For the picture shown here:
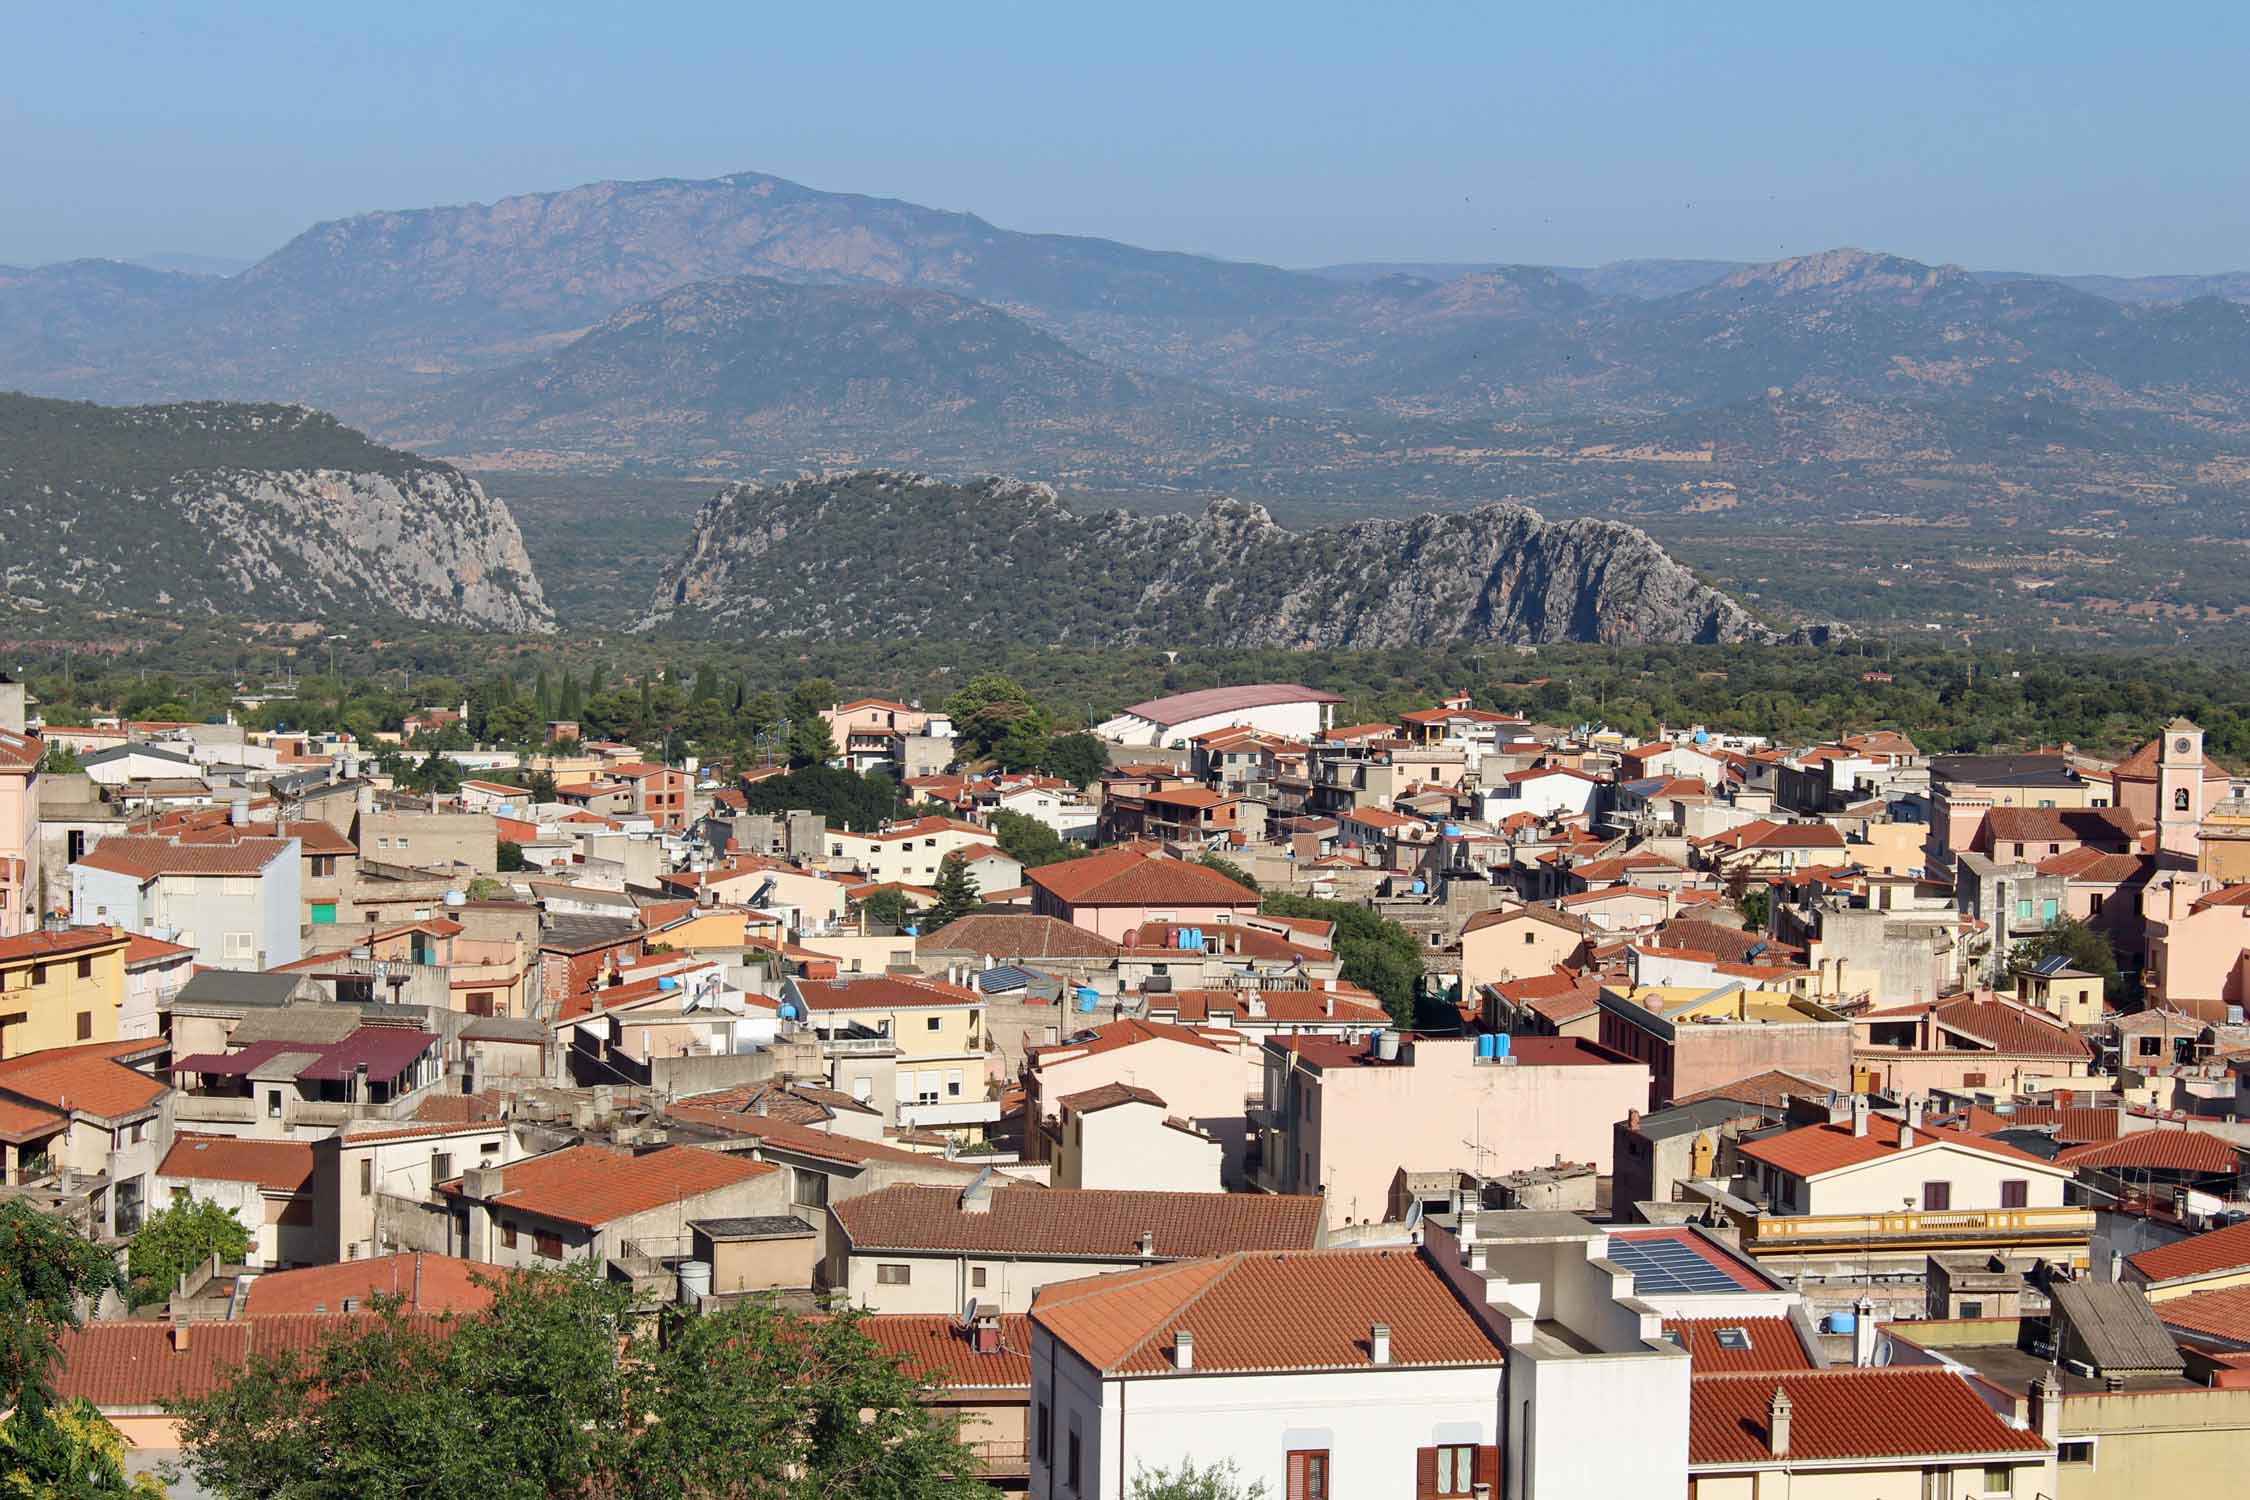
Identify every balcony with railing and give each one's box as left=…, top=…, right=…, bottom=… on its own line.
left=1737, top=1204, right=2097, bottom=1255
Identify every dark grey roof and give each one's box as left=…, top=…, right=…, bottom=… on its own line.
left=691, top=1215, right=817, bottom=1241
left=84, top=742, right=197, bottom=768
left=173, top=970, right=312, bottom=1010
left=541, top=914, right=643, bottom=951
left=462, top=1015, right=547, bottom=1042
left=1636, top=1097, right=1783, bottom=1141
left=1928, top=754, right=2081, bottom=789
left=2052, top=1281, right=2187, bottom=1374
left=1983, top=1128, right=2066, bottom=1160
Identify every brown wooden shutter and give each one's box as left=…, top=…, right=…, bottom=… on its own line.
left=1476, top=1445, right=1499, bottom=1489
left=1287, top=1451, right=1309, bottom=1500
left=1417, top=1446, right=1439, bottom=1499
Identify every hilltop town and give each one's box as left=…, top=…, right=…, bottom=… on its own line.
left=0, top=668, right=2246, bottom=1496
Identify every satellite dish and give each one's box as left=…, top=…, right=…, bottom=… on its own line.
left=960, top=1297, right=980, bottom=1329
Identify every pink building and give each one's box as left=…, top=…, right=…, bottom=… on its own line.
left=2110, top=722, right=2230, bottom=860
left=1025, top=1019, right=1250, bottom=1182
left=2142, top=877, right=2250, bottom=1022
left=1026, top=847, right=1260, bottom=942
left=0, top=726, right=37, bottom=936
left=1852, top=992, right=2093, bottom=1094
left=1256, top=1033, right=1650, bottom=1224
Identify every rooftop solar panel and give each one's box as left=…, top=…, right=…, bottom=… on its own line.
left=1605, top=1235, right=1748, bottom=1295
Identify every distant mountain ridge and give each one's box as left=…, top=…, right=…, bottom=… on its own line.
left=0, top=393, right=551, bottom=631
left=643, top=472, right=1782, bottom=647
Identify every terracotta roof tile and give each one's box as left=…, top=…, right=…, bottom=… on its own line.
left=444, top=1144, right=773, bottom=1228
left=1688, top=1368, right=2051, bottom=1466
left=0, top=1094, right=66, bottom=1140
left=1027, top=848, right=1258, bottom=907
left=1857, top=994, right=2093, bottom=1060
left=2127, top=1220, right=2250, bottom=1285
left=662, top=1106, right=978, bottom=1175
left=834, top=1183, right=1321, bottom=1259
left=2154, top=1284, right=2250, bottom=1345
left=1030, top=1018, right=1225, bottom=1062
left=74, top=834, right=294, bottom=880
left=855, top=1313, right=1035, bottom=1389
left=0, top=1039, right=168, bottom=1118
left=1672, top=1070, right=1838, bottom=1109
left=241, top=1253, right=494, bottom=1316
left=158, top=1133, right=315, bottom=1193
left=0, top=926, right=127, bottom=964
left=1059, top=1082, right=1169, bottom=1114
left=792, top=974, right=983, bottom=1012
left=53, top=1315, right=452, bottom=1409
left=1031, top=1247, right=1500, bottom=1376
left=2055, top=1129, right=2239, bottom=1173
left=1664, top=1318, right=1813, bottom=1373
left=1741, top=1115, right=2057, bottom=1178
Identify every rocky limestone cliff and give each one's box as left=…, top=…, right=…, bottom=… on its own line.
left=642, top=471, right=1772, bottom=647
left=0, top=394, right=552, bottom=631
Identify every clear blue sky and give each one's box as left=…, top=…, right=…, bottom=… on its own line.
left=6, top=1, right=2245, bottom=275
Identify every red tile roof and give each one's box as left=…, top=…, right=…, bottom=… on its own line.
left=1672, top=1070, right=1842, bottom=1110
left=663, top=1105, right=979, bottom=1175
left=791, top=974, right=983, bottom=1012
left=158, top=1133, right=315, bottom=1193
left=444, top=1144, right=773, bottom=1228
left=1120, top=685, right=1342, bottom=723
left=0, top=1039, right=168, bottom=1118
left=241, top=1253, right=494, bottom=1316
left=1687, top=1368, right=2051, bottom=1466
left=121, top=932, right=196, bottom=965
left=2127, top=1220, right=2250, bottom=1286
left=0, top=1094, right=66, bottom=1140
left=1027, top=847, right=1258, bottom=907
left=1981, top=805, right=2140, bottom=847
left=2153, top=1284, right=2250, bottom=1345
left=1740, top=1114, right=2056, bottom=1178
left=1031, top=1018, right=1226, bottom=1062
left=0, top=926, right=127, bottom=964
left=2055, top=1129, right=2239, bottom=1173
left=1058, top=1082, right=1169, bottom=1114
left=856, top=1313, right=1035, bottom=1389
left=834, top=1183, right=1322, bottom=1259
left=1997, top=1103, right=2123, bottom=1144
left=1857, top=994, right=2093, bottom=1060
left=1664, top=1318, right=1813, bottom=1373
left=74, top=834, right=294, bottom=879
left=53, top=1315, right=452, bottom=1408
left=1031, top=1248, right=1501, bottom=1375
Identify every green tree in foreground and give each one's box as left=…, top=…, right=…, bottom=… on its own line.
left=1260, top=893, right=1424, bottom=1030
left=1737, top=887, right=1770, bottom=934
left=923, top=852, right=983, bottom=931
left=1043, top=731, right=1109, bottom=789
left=167, top=1266, right=987, bottom=1500
left=1132, top=1458, right=1270, bottom=1500
left=2010, top=915, right=2126, bottom=1002
left=861, top=887, right=912, bottom=929
left=127, top=1197, right=250, bottom=1307
left=0, top=1199, right=162, bottom=1498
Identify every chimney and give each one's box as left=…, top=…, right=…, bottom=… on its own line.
left=1852, top=1297, right=1877, bottom=1367
left=1370, top=1323, right=1392, bottom=1365
left=170, top=1321, right=191, bottom=1353
left=1172, top=1330, right=1193, bottom=1369
left=2031, top=1369, right=2064, bottom=1443
left=972, top=1310, right=1001, bottom=1355
left=229, top=793, right=250, bottom=827
left=1458, top=1208, right=1479, bottom=1246
left=1137, top=1229, right=1155, bottom=1258
left=1898, top=1123, right=1915, bottom=1151
left=1905, top=1094, right=1926, bottom=1129
left=1767, top=1386, right=1793, bottom=1458
left=1850, top=1095, right=1870, bottom=1138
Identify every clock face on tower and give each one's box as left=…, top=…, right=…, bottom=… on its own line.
left=2176, top=737, right=2194, bottom=754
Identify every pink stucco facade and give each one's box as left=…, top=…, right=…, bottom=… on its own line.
left=1260, top=1035, right=1649, bottom=1224
left=1026, top=1026, right=1251, bottom=1180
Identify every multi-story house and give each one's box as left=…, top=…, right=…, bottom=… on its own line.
left=70, top=833, right=303, bottom=971
left=1596, top=981, right=1853, bottom=1107
left=783, top=973, right=994, bottom=1132
left=0, top=718, right=40, bottom=936
left=0, top=926, right=130, bottom=1058
left=0, top=1037, right=172, bottom=1236
left=1256, top=1032, right=1650, bottom=1223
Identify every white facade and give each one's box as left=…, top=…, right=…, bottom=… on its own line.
left=1054, top=1100, right=1222, bottom=1193
left=1097, top=691, right=1337, bottom=750
left=1486, top=773, right=1601, bottom=820
left=992, top=786, right=1099, bottom=841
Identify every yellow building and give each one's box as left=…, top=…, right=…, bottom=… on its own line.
left=2015, top=962, right=2107, bottom=1028
left=0, top=927, right=130, bottom=1059
left=785, top=973, right=995, bottom=1134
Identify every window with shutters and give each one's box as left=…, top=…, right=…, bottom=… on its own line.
left=1422, top=1444, right=1479, bottom=1496
left=2001, top=1179, right=2028, bottom=1209
left=1035, top=1402, right=1050, bottom=1463
left=1923, top=1180, right=1952, bottom=1211
left=1066, top=1429, right=1081, bottom=1492
left=501, top=1222, right=518, bottom=1249
left=535, top=1231, right=563, bottom=1260
left=1287, top=1450, right=1329, bottom=1500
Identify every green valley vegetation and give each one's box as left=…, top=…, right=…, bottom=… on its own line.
left=991, top=811, right=1091, bottom=870
left=165, top=1264, right=990, bottom=1500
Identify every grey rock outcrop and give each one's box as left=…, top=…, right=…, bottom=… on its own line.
left=642, top=471, right=1772, bottom=647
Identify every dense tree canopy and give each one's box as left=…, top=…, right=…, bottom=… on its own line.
left=1259, top=893, right=1424, bottom=1029
left=128, top=1197, right=252, bottom=1307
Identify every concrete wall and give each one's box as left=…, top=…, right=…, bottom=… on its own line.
left=1031, top=1037, right=1248, bottom=1180
left=843, top=1249, right=1147, bottom=1315
left=1055, top=1103, right=1222, bottom=1192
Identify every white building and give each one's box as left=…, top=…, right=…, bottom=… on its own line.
left=1096, top=685, right=1342, bottom=750
left=1050, top=1084, right=1222, bottom=1192
left=1027, top=1210, right=1691, bottom=1500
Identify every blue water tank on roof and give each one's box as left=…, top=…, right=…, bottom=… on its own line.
left=1825, top=1310, right=1857, bottom=1334
left=1476, top=1034, right=1496, bottom=1059
left=1076, top=986, right=1099, bottom=1013
left=1491, top=1033, right=1511, bottom=1059
left=1411, top=880, right=1426, bottom=894
left=657, top=977, right=678, bottom=991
